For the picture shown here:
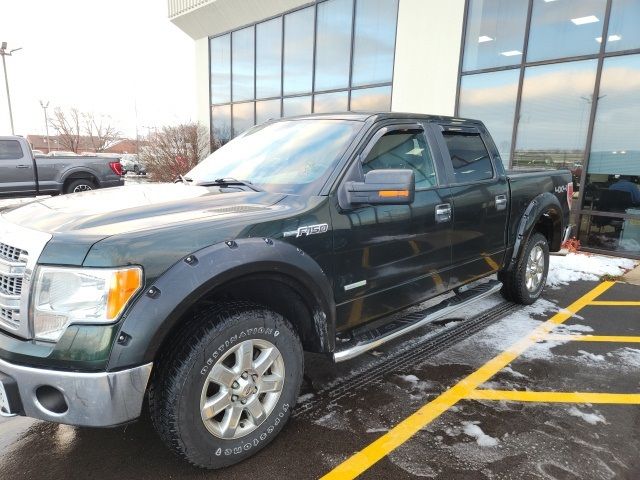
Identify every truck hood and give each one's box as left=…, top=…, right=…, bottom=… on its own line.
left=1, top=184, right=286, bottom=237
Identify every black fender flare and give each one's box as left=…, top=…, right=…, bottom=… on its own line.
left=507, top=192, right=564, bottom=271
left=107, top=238, right=335, bottom=370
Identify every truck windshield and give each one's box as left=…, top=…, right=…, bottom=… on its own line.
left=186, top=119, right=361, bottom=195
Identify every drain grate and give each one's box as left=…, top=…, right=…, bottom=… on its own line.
left=294, top=301, right=520, bottom=418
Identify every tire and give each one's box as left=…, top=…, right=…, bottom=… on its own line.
left=134, top=165, right=140, bottom=175
left=149, top=302, right=304, bottom=469
left=499, top=232, right=549, bottom=305
left=65, top=178, right=96, bottom=194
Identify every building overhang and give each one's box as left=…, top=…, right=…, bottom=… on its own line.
left=169, top=0, right=311, bottom=39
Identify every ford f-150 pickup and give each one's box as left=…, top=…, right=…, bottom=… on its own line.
left=0, top=113, right=572, bottom=469
left=0, top=136, right=124, bottom=197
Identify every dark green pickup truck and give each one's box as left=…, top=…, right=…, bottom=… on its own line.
left=0, top=113, right=572, bottom=468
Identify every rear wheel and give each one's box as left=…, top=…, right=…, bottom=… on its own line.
left=149, top=302, right=303, bottom=469
left=499, top=232, right=549, bottom=305
left=65, top=179, right=96, bottom=194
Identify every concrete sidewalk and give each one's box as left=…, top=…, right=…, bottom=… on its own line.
left=623, top=264, right=640, bottom=286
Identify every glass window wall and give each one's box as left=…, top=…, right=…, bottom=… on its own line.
left=256, top=18, right=282, bottom=99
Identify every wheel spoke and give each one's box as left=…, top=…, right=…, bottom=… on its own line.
left=245, top=398, right=267, bottom=424
left=260, top=374, right=284, bottom=393
left=236, top=340, right=254, bottom=371
left=220, top=405, right=244, bottom=439
left=201, top=391, right=231, bottom=420
left=253, top=347, right=280, bottom=376
left=209, top=363, right=236, bottom=388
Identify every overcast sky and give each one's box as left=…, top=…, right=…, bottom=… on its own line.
left=0, top=0, right=196, bottom=138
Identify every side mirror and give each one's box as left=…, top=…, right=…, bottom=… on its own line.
left=345, top=169, right=415, bottom=206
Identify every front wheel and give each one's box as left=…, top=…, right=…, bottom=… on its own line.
left=499, top=232, right=549, bottom=305
left=149, top=302, right=303, bottom=469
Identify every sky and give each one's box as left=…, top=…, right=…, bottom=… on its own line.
left=0, top=0, right=196, bottom=138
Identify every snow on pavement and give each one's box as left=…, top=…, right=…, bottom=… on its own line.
left=547, top=253, right=637, bottom=288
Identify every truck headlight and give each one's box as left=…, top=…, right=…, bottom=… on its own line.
left=32, top=266, right=143, bottom=342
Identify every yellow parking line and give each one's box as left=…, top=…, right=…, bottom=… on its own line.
left=589, top=301, right=640, bottom=306
left=320, top=281, right=615, bottom=480
left=468, top=389, right=640, bottom=404
left=544, top=334, right=640, bottom=343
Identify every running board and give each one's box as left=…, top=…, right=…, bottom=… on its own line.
left=333, top=280, right=503, bottom=363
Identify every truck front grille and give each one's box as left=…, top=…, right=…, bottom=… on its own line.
left=0, top=241, right=28, bottom=332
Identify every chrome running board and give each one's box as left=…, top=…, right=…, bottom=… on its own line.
left=333, top=280, right=503, bottom=363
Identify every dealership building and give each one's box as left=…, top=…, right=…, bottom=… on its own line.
left=170, top=0, right=640, bottom=258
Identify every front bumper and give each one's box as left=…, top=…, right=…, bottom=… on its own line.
left=0, top=358, right=152, bottom=427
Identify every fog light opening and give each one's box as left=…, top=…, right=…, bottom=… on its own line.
left=35, top=386, right=68, bottom=414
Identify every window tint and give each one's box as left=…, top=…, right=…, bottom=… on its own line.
left=256, top=18, right=282, bottom=99
left=363, top=131, right=437, bottom=189
left=315, top=0, right=353, bottom=91
left=443, top=132, right=494, bottom=183
left=462, top=0, right=528, bottom=71
left=527, top=0, right=607, bottom=62
left=232, top=26, right=255, bottom=101
left=0, top=140, right=24, bottom=160
left=210, top=34, right=231, bottom=104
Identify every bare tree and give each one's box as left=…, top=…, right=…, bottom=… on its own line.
left=140, top=123, right=210, bottom=182
left=49, top=107, right=81, bottom=152
left=84, top=112, right=121, bottom=152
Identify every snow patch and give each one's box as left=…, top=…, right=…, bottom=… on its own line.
left=462, top=421, right=499, bottom=447
left=547, top=253, right=637, bottom=288
left=577, top=350, right=605, bottom=362
left=397, top=374, right=419, bottom=383
left=567, top=407, right=607, bottom=425
left=502, top=366, right=528, bottom=379
left=297, top=392, right=315, bottom=403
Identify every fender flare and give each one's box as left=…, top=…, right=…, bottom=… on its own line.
left=507, top=192, right=564, bottom=271
left=107, top=237, right=335, bottom=370
left=60, top=167, right=101, bottom=188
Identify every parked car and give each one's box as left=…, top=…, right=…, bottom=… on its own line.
left=0, top=136, right=124, bottom=197
left=0, top=113, right=571, bottom=469
left=120, top=153, right=146, bottom=175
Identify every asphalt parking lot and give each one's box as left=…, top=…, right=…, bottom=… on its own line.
left=1, top=278, right=639, bottom=479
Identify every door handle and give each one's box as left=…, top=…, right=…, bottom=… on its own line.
left=435, top=203, right=452, bottom=223
left=16, top=165, right=30, bottom=169
left=495, top=194, right=507, bottom=211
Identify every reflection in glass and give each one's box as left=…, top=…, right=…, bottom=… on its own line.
left=314, top=91, right=349, bottom=113
left=256, top=18, right=282, bottom=99
left=443, top=132, right=494, bottom=183
left=583, top=54, right=640, bottom=213
left=187, top=120, right=362, bottom=195
left=462, top=0, right=528, bottom=72
left=527, top=0, right=607, bottom=62
left=256, top=99, right=281, bottom=125
left=606, top=0, right=640, bottom=52
left=210, top=34, right=231, bottom=104
left=513, top=60, right=597, bottom=170
left=232, top=27, right=255, bottom=102
left=579, top=214, right=640, bottom=254
left=211, top=104, right=232, bottom=145
left=352, top=0, right=398, bottom=87
left=232, top=102, right=255, bottom=137
left=459, top=70, right=519, bottom=165
left=283, top=96, right=312, bottom=117
left=283, top=7, right=314, bottom=95
left=315, top=0, right=353, bottom=91
left=350, top=86, right=392, bottom=111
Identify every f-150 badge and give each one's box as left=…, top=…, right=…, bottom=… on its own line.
left=283, top=223, right=329, bottom=238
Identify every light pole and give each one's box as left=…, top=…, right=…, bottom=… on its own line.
left=39, top=100, right=51, bottom=152
left=0, top=42, right=22, bottom=135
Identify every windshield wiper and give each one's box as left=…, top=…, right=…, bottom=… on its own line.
left=174, top=175, right=193, bottom=185
left=197, top=178, right=263, bottom=192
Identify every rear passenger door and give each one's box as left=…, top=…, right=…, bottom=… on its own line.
left=434, top=125, right=508, bottom=287
left=0, top=140, right=36, bottom=197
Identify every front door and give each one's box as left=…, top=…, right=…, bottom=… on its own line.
left=0, top=140, right=36, bottom=197
left=331, top=124, right=452, bottom=331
